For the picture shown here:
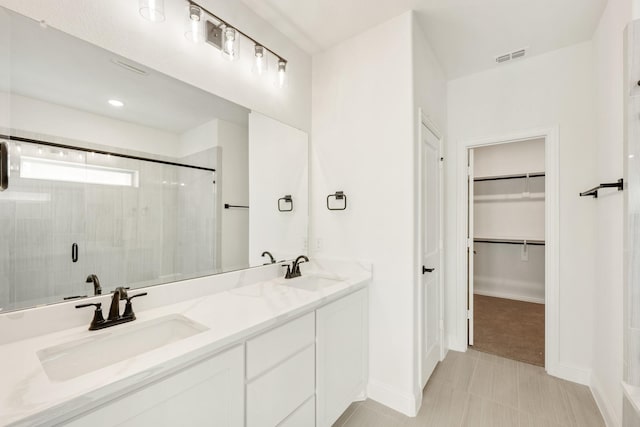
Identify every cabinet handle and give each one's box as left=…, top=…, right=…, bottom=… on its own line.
left=422, top=266, right=435, bottom=274
left=72, top=243, right=78, bottom=263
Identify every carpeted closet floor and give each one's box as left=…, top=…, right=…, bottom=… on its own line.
left=471, top=294, right=545, bottom=366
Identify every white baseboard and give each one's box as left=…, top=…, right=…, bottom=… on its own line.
left=547, top=362, right=591, bottom=385
left=590, top=374, right=620, bottom=427
left=446, top=334, right=467, bottom=352
left=367, top=378, right=419, bottom=417
left=473, top=289, right=544, bottom=304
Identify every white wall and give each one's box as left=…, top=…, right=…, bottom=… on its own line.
left=248, top=111, right=308, bottom=265
left=447, top=42, right=598, bottom=380
left=591, top=0, right=631, bottom=424
left=179, top=119, right=219, bottom=159
left=311, top=12, right=415, bottom=415
left=217, top=120, right=249, bottom=271
left=473, top=138, right=545, bottom=177
left=0, top=91, right=180, bottom=157
left=0, top=0, right=311, bottom=132
left=311, top=11, right=447, bottom=416
left=411, top=15, right=448, bottom=405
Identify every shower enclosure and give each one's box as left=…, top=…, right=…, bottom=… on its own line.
left=0, top=138, right=218, bottom=311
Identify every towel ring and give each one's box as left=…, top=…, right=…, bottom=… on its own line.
left=327, top=191, right=347, bottom=211
left=278, top=195, right=293, bottom=212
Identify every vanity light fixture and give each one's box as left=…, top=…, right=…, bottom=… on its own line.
left=254, top=45, right=266, bottom=75
left=144, top=0, right=289, bottom=88
left=222, top=27, right=239, bottom=60
left=139, top=0, right=165, bottom=23
left=184, top=4, right=204, bottom=43
left=108, top=99, right=124, bottom=108
left=277, top=59, right=287, bottom=88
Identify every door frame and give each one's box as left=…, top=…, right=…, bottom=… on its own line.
left=416, top=109, right=445, bottom=391
left=457, top=127, right=559, bottom=373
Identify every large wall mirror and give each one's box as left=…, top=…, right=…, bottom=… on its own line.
left=0, top=7, right=308, bottom=312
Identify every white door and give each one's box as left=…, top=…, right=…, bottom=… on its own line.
left=468, top=149, right=475, bottom=346
left=420, top=122, right=442, bottom=387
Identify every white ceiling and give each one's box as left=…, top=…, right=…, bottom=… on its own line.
left=240, top=0, right=608, bottom=78
left=4, top=10, right=249, bottom=134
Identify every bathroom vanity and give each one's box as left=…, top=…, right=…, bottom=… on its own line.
left=0, top=261, right=370, bottom=426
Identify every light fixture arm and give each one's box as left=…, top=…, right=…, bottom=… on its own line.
left=186, top=0, right=287, bottom=65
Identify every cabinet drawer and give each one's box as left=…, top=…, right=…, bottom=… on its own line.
left=65, top=345, right=245, bottom=427
left=278, top=396, right=315, bottom=427
left=246, top=312, right=315, bottom=379
left=246, top=345, right=315, bottom=427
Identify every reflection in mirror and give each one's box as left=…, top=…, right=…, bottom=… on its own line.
left=0, top=7, right=308, bottom=312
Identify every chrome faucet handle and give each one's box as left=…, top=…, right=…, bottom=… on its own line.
left=75, top=302, right=105, bottom=330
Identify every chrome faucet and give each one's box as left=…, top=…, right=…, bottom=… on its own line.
left=261, top=251, right=276, bottom=264
left=86, top=274, right=102, bottom=295
left=285, top=255, right=309, bottom=279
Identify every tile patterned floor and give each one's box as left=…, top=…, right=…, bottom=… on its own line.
left=333, top=349, right=605, bottom=427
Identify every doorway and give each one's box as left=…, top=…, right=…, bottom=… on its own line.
left=466, top=136, right=552, bottom=367
left=418, top=113, right=444, bottom=388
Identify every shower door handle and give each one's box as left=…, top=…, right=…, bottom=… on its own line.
left=72, top=243, right=78, bottom=263
left=0, top=141, right=8, bottom=191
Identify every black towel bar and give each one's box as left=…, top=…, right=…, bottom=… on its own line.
left=579, top=179, right=623, bottom=198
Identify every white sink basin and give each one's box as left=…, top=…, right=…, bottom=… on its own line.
left=37, top=314, right=208, bottom=382
left=277, top=275, right=342, bottom=292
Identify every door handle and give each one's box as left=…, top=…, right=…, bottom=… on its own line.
left=0, top=141, right=8, bottom=191
left=422, top=266, right=435, bottom=274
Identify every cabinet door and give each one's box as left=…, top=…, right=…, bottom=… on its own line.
left=65, top=345, right=244, bottom=427
left=316, top=289, right=368, bottom=427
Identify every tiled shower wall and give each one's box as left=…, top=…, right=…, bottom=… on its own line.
left=0, top=141, right=218, bottom=311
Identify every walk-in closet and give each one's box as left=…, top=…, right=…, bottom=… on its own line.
left=468, top=138, right=545, bottom=366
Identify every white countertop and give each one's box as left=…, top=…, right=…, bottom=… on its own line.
left=0, top=264, right=370, bottom=426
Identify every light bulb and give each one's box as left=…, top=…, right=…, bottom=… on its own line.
left=185, top=5, right=204, bottom=43
left=222, top=27, right=239, bottom=60
left=253, top=45, right=266, bottom=75
left=277, top=59, right=287, bottom=88
left=139, top=0, right=165, bottom=22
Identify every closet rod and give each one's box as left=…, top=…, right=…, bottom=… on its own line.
left=474, top=172, right=545, bottom=182
left=474, top=238, right=545, bottom=246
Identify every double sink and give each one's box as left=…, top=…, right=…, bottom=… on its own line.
left=36, top=275, right=341, bottom=382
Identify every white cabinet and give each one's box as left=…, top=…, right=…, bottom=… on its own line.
left=246, top=313, right=316, bottom=427
left=59, top=289, right=368, bottom=427
left=65, top=345, right=245, bottom=427
left=316, top=289, right=368, bottom=427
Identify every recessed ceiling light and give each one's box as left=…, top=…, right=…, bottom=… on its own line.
left=108, top=99, right=125, bottom=108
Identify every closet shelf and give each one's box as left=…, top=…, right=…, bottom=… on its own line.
left=474, top=237, right=545, bottom=246
left=474, top=192, right=545, bottom=202
left=474, top=172, right=545, bottom=182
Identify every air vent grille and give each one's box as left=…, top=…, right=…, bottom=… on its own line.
left=495, top=48, right=527, bottom=64
left=110, top=59, right=149, bottom=76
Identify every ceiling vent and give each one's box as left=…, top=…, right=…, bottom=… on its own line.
left=495, top=48, right=527, bottom=64
left=110, top=58, right=149, bottom=76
